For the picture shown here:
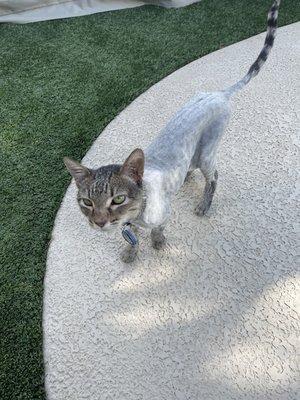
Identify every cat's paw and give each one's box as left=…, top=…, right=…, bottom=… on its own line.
left=184, top=170, right=193, bottom=183
left=194, top=203, right=209, bottom=217
left=120, top=245, right=138, bottom=263
left=151, top=235, right=167, bottom=250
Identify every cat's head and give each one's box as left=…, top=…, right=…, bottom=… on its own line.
left=64, top=149, right=144, bottom=231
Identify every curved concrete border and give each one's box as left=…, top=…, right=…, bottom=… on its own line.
left=44, top=24, right=299, bottom=400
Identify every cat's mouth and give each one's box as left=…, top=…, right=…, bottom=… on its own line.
left=88, top=219, right=119, bottom=232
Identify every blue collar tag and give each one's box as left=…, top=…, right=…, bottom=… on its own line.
left=122, top=223, right=138, bottom=247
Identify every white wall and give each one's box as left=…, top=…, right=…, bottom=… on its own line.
left=0, top=0, right=200, bottom=23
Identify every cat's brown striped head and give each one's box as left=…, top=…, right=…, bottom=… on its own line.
left=64, top=149, right=144, bottom=231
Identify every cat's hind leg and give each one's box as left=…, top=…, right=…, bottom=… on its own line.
left=184, top=169, right=194, bottom=183
left=193, top=110, right=229, bottom=216
left=195, top=164, right=218, bottom=216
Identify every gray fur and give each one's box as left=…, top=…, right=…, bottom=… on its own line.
left=151, top=226, right=166, bottom=250
left=120, top=244, right=139, bottom=263
left=64, top=1, right=280, bottom=262
left=138, top=92, right=230, bottom=229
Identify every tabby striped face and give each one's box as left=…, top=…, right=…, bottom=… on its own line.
left=64, top=149, right=144, bottom=231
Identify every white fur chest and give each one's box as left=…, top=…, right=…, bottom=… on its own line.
left=139, top=169, right=170, bottom=228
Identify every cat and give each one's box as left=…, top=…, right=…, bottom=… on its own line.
left=64, top=0, right=281, bottom=263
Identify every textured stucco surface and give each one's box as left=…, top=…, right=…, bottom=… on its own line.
left=44, top=23, right=300, bottom=400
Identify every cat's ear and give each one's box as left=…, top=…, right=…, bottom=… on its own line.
left=120, top=148, right=144, bottom=185
left=63, top=157, right=92, bottom=188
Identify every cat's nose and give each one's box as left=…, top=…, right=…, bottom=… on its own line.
left=95, top=220, right=107, bottom=228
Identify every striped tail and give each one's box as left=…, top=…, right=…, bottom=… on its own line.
left=225, top=0, right=281, bottom=96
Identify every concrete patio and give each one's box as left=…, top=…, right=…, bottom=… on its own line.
left=44, top=23, right=299, bottom=400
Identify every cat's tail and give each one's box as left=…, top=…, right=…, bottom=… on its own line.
left=225, top=0, right=281, bottom=97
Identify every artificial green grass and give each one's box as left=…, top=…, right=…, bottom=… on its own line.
left=0, top=1, right=298, bottom=398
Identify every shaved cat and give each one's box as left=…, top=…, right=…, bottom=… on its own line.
left=64, top=1, right=281, bottom=262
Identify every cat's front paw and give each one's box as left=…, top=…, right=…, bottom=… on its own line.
left=151, top=235, right=167, bottom=250
left=120, top=245, right=138, bottom=263
left=151, top=227, right=167, bottom=250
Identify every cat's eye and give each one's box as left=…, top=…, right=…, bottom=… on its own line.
left=112, top=195, right=126, bottom=205
left=82, top=198, right=93, bottom=207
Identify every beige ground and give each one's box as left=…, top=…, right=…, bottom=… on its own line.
left=44, top=23, right=299, bottom=400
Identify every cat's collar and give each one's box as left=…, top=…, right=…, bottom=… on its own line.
left=121, top=223, right=138, bottom=247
